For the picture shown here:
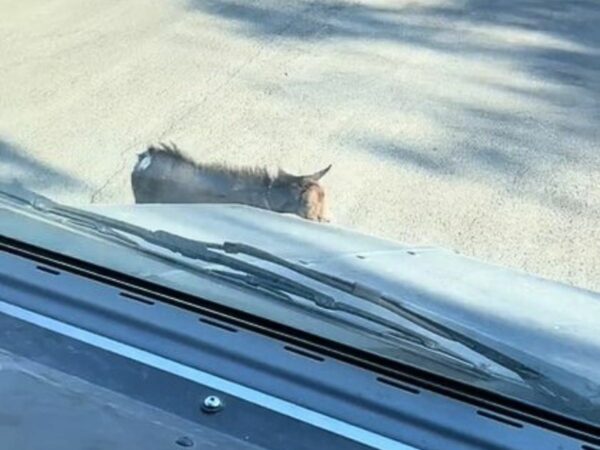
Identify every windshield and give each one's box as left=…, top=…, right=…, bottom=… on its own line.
left=1, top=0, right=599, bottom=428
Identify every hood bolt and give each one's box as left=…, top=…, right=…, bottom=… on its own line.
left=202, top=395, right=223, bottom=413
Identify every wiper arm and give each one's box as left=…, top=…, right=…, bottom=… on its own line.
left=221, top=244, right=531, bottom=362
left=209, top=269, right=488, bottom=376
left=218, top=243, right=594, bottom=411
left=0, top=189, right=483, bottom=373
left=69, top=213, right=482, bottom=367
left=0, top=187, right=592, bottom=411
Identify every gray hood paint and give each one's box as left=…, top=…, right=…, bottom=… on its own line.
left=87, top=204, right=600, bottom=384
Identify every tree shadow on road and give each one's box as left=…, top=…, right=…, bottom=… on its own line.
left=0, top=139, right=86, bottom=195
left=186, top=0, right=599, bottom=215
left=187, top=0, right=600, bottom=95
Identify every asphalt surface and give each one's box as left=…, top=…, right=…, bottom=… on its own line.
left=1, top=0, right=599, bottom=291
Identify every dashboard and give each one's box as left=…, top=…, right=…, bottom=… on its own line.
left=0, top=240, right=597, bottom=450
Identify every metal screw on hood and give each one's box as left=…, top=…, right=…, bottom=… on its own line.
left=202, top=395, right=223, bottom=413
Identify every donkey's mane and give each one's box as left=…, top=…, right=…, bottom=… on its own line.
left=148, top=143, right=273, bottom=185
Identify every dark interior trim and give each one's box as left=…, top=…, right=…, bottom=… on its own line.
left=0, top=233, right=598, bottom=445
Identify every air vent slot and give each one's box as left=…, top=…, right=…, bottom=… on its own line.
left=477, top=410, right=523, bottom=428
left=582, top=445, right=600, bottom=450
left=199, top=317, right=238, bottom=333
left=284, top=346, right=325, bottom=362
left=36, top=265, right=60, bottom=275
left=377, top=377, right=420, bottom=395
left=119, top=292, right=155, bottom=305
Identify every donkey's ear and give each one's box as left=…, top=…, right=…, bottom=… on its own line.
left=303, top=164, right=332, bottom=182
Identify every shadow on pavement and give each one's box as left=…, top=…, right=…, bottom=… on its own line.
left=0, top=139, right=86, bottom=194
left=187, top=0, right=599, bottom=214
left=187, top=0, right=600, bottom=93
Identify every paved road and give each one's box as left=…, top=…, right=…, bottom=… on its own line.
left=1, top=0, right=599, bottom=291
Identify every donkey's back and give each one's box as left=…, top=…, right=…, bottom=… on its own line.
left=132, top=144, right=272, bottom=207
left=131, top=143, right=332, bottom=221
left=132, top=145, right=198, bottom=204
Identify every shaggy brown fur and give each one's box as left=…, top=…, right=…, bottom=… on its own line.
left=131, top=143, right=331, bottom=222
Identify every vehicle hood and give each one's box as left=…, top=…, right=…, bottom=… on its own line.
left=87, top=204, right=600, bottom=384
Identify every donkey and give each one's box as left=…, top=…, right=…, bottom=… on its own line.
left=131, top=143, right=332, bottom=222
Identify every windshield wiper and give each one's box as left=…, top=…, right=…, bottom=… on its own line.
left=76, top=222, right=495, bottom=374
left=207, top=268, right=487, bottom=374
left=0, top=188, right=493, bottom=377
left=0, top=187, right=593, bottom=413
left=215, top=242, right=597, bottom=411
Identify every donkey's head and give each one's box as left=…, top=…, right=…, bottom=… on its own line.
left=269, top=165, right=332, bottom=222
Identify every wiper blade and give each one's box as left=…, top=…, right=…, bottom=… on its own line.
left=78, top=219, right=483, bottom=368
left=218, top=243, right=595, bottom=411
left=0, top=187, right=592, bottom=412
left=0, top=188, right=488, bottom=375
left=209, top=269, right=488, bottom=376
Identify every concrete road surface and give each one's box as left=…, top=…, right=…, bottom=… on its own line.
left=1, top=0, right=599, bottom=291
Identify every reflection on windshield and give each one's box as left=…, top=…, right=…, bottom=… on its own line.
left=1, top=0, right=599, bottom=429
